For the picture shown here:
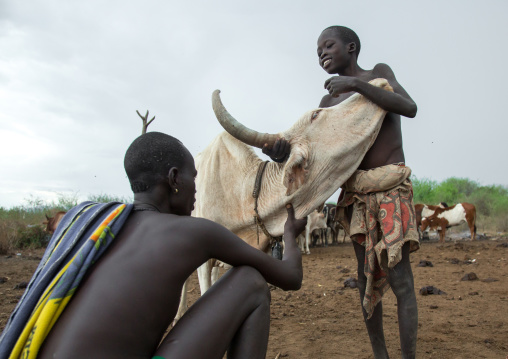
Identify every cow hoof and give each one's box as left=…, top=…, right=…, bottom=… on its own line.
left=305, top=251, right=311, bottom=255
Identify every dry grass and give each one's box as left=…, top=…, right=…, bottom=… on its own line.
left=0, top=219, right=49, bottom=255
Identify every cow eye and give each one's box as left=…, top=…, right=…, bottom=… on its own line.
left=311, top=110, right=321, bottom=122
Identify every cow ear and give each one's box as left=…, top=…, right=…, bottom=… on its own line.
left=283, top=146, right=309, bottom=196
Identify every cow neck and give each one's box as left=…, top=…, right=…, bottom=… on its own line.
left=252, top=161, right=282, bottom=246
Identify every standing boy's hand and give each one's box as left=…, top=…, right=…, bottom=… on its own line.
left=284, top=204, right=307, bottom=238
left=262, top=138, right=291, bottom=163
left=324, top=76, right=356, bottom=97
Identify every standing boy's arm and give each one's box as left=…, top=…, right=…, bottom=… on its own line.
left=192, top=205, right=306, bottom=291
left=324, top=63, right=417, bottom=118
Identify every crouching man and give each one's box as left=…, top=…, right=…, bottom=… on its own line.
left=0, top=131, right=307, bottom=359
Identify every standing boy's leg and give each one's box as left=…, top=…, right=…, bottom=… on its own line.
left=387, top=242, right=418, bottom=359
left=155, top=266, right=270, bottom=359
left=352, top=239, right=390, bottom=359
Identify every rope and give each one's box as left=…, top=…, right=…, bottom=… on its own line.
left=252, top=161, right=282, bottom=246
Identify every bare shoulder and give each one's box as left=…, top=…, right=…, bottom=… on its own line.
left=371, top=63, right=415, bottom=105
left=372, top=63, right=397, bottom=80
left=319, top=93, right=335, bottom=107
left=165, top=215, right=216, bottom=235
left=172, top=215, right=228, bottom=241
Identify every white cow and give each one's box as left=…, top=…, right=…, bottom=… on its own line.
left=175, top=79, right=393, bottom=320
left=300, top=209, right=327, bottom=254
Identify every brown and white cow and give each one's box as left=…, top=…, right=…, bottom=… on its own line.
left=42, top=211, right=67, bottom=234
left=415, top=202, right=448, bottom=228
left=421, top=203, right=476, bottom=243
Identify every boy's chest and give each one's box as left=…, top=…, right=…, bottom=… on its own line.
left=322, top=92, right=354, bottom=107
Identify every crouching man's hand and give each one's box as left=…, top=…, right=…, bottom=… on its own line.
left=284, top=204, right=307, bottom=238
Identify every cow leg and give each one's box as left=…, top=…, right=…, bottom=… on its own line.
left=211, top=266, right=220, bottom=285
left=468, top=222, right=476, bottom=241
left=155, top=266, right=270, bottom=359
left=197, top=259, right=215, bottom=295
left=332, top=226, right=338, bottom=244
left=352, top=239, right=389, bottom=359
left=311, top=231, right=318, bottom=247
left=437, top=229, right=444, bottom=243
left=322, top=228, right=328, bottom=247
left=305, top=227, right=311, bottom=255
left=297, top=234, right=305, bottom=253
left=441, top=228, right=446, bottom=243
left=173, top=278, right=189, bottom=326
left=307, top=230, right=313, bottom=254
left=466, top=216, right=476, bottom=241
left=387, top=242, right=418, bottom=359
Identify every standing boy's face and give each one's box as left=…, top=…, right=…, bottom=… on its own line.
left=317, top=29, right=348, bottom=74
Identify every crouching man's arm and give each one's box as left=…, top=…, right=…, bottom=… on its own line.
left=192, top=204, right=306, bottom=291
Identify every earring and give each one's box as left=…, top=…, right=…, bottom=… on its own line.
left=175, top=189, right=179, bottom=193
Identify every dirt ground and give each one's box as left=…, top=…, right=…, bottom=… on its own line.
left=1, top=233, right=507, bottom=358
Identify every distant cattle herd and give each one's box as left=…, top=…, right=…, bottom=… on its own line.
left=304, top=201, right=477, bottom=253
left=42, top=201, right=477, bottom=253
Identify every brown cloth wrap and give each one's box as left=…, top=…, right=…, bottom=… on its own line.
left=336, top=164, right=420, bottom=318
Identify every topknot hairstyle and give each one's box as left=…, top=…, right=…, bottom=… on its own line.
left=124, top=132, right=187, bottom=193
left=323, top=26, right=361, bottom=57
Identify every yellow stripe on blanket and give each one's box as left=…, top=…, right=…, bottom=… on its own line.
left=9, top=204, right=126, bottom=359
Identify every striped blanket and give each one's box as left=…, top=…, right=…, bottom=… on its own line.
left=0, top=201, right=133, bottom=359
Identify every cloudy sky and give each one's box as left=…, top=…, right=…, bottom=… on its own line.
left=1, top=0, right=507, bottom=208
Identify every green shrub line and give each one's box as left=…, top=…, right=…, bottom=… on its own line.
left=1, top=177, right=507, bottom=253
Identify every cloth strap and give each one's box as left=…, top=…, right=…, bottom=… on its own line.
left=252, top=161, right=282, bottom=245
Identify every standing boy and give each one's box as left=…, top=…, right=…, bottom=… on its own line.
left=264, top=26, right=420, bottom=359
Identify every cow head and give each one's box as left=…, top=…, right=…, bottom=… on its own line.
left=421, top=217, right=439, bottom=232
left=42, top=211, right=66, bottom=234
left=212, top=78, right=393, bottom=217
left=42, top=214, right=54, bottom=232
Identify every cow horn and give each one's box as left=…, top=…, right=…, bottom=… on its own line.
left=212, top=90, right=278, bottom=148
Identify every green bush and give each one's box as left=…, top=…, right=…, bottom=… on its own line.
left=12, top=223, right=50, bottom=249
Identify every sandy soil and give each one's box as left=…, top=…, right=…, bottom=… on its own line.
left=1, top=234, right=507, bottom=358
